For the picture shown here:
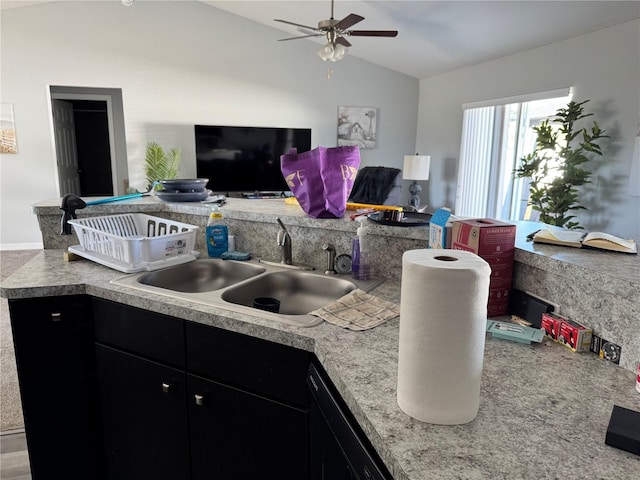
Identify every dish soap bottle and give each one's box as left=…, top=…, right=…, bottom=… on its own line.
left=352, top=216, right=371, bottom=280
left=206, top=205, right=228, bottom=258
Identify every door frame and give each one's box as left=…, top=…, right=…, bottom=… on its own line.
left=47, top=86, right=128, bottom=196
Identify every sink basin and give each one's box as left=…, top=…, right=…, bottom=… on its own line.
left=138, top=258, right=265, bottom=292
left=221, top=271, right=356, bottom=315
left=111, top=258, right=383, bottom=328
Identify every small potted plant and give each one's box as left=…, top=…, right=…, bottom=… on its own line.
left=515, top=100, right=608, bottom=230
left=144, top=142, right=181, bottom=189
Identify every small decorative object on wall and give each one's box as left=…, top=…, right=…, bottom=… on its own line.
left=338, top=106, right=377, bottom=149
left=1, top=103, right=17, bottom=154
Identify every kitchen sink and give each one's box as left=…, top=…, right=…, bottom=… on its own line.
left=138, top=258, right=266, bottom=292
left=221, top=271, right=357, bottom=315
left=110, top=258, right=383, bottom=328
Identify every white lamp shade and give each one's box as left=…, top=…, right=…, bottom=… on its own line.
left=403, top=155, right=430, bottom=181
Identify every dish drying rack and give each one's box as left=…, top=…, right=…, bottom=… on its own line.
left=67, top=213, right=199, bottom=273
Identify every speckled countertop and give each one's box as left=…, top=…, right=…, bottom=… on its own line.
left=2, top=247, right=639, bottom=479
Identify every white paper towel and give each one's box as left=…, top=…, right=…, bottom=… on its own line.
left=397, top=249, right=491, bottom=424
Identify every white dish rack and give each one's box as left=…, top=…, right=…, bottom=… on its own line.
left=68, top=213, right=199, bottom=273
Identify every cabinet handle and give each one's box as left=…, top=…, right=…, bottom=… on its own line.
left=194, top=394, right=205, bottom=406
left=162, top=382, right=172, bottom=393
left=51, top=312, right=62, bottom=322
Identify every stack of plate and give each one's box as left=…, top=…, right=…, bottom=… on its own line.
left=156, top=179, right=211, bottom=202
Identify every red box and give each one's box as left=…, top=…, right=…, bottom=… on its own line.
left=452, top=219, right=516, bottom=317
left=558, top=318, right=592, bottom=352
left=541, top=312, right=563, bottom=340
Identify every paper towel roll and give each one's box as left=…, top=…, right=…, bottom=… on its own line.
left=397, top=249, right=491, bottom=424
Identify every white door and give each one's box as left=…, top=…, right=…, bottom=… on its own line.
left=52, top=99, right=81, bottom=195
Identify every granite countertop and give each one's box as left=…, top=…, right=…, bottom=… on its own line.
left=33, top=196, right=640, bottom=286
left=2, top=250, right=639, bottom=479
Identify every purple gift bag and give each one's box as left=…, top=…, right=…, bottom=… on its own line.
left=281, top=146, right=361, bottom=218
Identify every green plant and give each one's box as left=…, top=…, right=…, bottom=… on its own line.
left=514, top=100, right=607, bottom=230
left=144, top=142, right=181, bottom=189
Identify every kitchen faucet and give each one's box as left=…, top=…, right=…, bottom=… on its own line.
left=322, top=243, right=337, bottom=275
left=276, top=217, right=292, bottom=265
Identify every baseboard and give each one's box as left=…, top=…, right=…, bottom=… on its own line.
left=0, top=243, right=43, bottom=251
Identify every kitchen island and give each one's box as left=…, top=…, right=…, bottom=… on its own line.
left=3, top=197, right=639, bottom=478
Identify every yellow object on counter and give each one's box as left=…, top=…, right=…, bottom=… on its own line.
left=284, top=197, right=402, bottom=213
left=346, top=202, right=403, bottom=212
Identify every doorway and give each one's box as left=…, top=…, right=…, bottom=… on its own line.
left=50, top=86, right=128, bottom=197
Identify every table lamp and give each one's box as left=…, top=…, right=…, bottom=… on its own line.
left=403, top=154, right=430, bottom=210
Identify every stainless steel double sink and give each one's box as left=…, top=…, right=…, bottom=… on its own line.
left=111, top=258, right=382, bottom=327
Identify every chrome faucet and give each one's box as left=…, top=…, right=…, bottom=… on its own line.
left=276, top=217, right=292, bottom=265
left=322, top=243, right=337, bottom=275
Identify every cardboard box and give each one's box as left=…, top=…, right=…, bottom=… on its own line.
left=541, top=312, right=564, bottom=341
left=452, top=219, right=516, bottom=316
left=428, top=208, right=452, bottom=249
left=558, top=318, right=592, bottom=352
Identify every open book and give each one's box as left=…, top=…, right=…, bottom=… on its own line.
left=532, top=229, right=637, bottom=254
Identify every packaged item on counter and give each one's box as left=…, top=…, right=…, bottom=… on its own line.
left=590, top=335, right=622, bottom=364
left=452, top=218, right=516, bottom=316
left=541, top=312, right=564, bottom=341
left=558, top=318, right=592, bottom=352
left=636, top=364, right=640, bottom=394
left=428, top=208, right=452, bottom=249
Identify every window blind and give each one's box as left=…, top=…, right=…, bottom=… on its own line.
left=455, top=106, right=495, bottom=217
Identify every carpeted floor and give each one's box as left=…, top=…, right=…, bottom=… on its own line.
left=1, top=250, right=40, bottom=432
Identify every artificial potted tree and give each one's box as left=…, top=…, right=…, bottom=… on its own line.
left=515, top=99, right=607, bottom=230
left=144, top=142, right=181, bottom=189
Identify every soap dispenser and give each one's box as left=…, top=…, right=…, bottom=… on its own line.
left=206, top=205, right=229, bottom=258
left=352, top=216, right=371, bottom=280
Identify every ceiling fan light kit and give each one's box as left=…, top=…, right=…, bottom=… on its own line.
left=275, top=0, right=397, bottom=63
left=318, top=42, right=348, bottom=62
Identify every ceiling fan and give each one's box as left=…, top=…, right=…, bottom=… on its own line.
left=274, top=0, right=398, bottom=62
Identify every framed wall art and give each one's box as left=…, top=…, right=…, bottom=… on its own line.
left=1, top=103, right=17, bottom=154
left=337, top=106, right=377, bottom=149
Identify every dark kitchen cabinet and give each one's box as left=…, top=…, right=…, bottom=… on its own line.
left=95, top=344, right=190, bottom=480
left=8, top=295, right=104, bottom=480
left=93, top=298, right=311, bottom=480
left=188, top=373, right=309, bottom=479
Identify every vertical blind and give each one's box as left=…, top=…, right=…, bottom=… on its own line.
left=455, top=106, right=495, bottom=217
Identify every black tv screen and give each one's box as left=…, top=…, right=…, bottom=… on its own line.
left=195, top=125, right=312, bottom=193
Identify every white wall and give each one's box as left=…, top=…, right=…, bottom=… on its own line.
left=0, top=1, right=418, bottom=248
left=417, top=20, right=640, bottom=241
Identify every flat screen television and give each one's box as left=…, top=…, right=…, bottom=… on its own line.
left=195, top=125, right=312, bottom=194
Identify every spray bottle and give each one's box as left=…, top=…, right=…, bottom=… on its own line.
left=352, top=216, right=371, bottom=280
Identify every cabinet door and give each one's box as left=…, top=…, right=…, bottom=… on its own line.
left=8, top=295, right=104, bottom=480
left=96, top=344, right=190, bottom=480
left=188, top=373, right=309, bottom=480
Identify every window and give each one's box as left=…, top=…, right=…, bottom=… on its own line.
left=455, top=88, right=572, bottom=221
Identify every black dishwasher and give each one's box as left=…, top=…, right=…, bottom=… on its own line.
left=307, top=362, right=393, bottom=480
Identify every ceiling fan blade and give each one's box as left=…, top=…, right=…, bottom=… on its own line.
left=274, top=19, right=320, bottom=31
left=335, top=36, right=352, bottom=47
left=348, top=30, right=398, bottom=37
left=335, top=13, right=364, bottom=31
left=278, top=33, right=324, bottom=42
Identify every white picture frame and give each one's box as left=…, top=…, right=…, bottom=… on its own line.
left=337, top=106, right=377, bottom=149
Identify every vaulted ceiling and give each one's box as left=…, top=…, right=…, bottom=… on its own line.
left=3, top=1, right=639, bottom=79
